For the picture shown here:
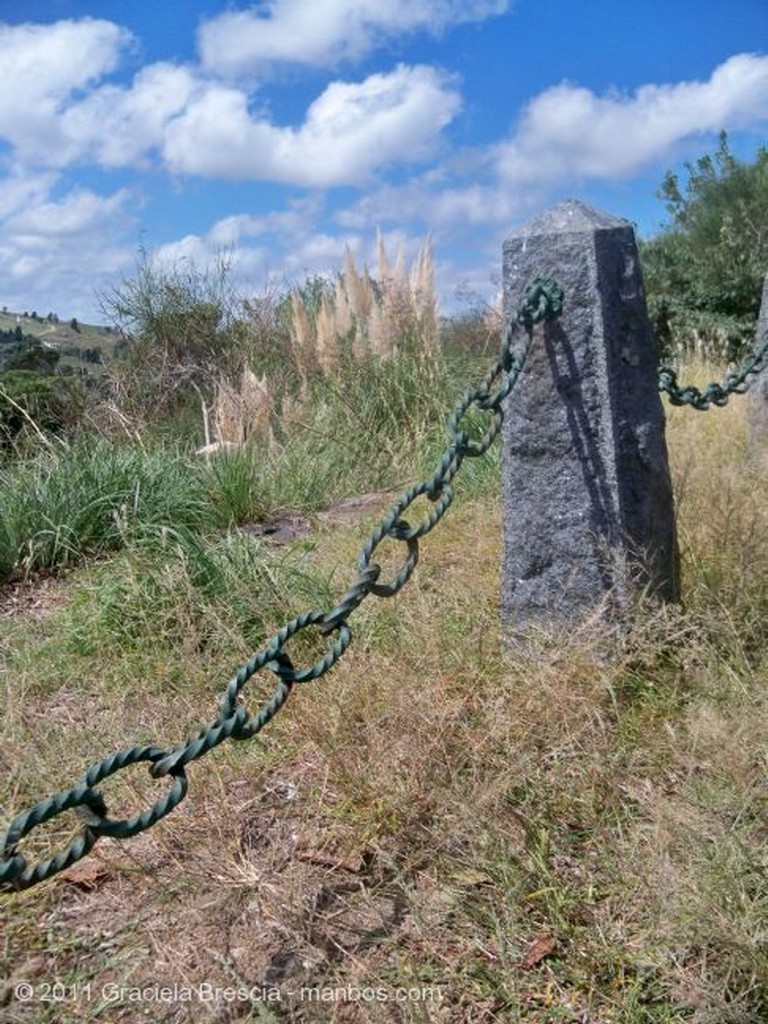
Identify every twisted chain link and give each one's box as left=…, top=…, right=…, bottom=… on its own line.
left=0, top=278, right=565, bottom=893
left=658, top=328, right=768, bottom=410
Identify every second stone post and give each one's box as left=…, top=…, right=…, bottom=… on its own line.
left=501, top=200, right=679, bottom=630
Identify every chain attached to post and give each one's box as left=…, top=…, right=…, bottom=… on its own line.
left=658, top=331, right=768, bottom=410
left=0, top=279, right=564, bottom=894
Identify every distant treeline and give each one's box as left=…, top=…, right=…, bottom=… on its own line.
left=0, top=326, right=36, bottom=347
left=1, top=309, right=58, bottom=322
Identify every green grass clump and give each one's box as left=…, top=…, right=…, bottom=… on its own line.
left=0, top=438, right=211, bottom=581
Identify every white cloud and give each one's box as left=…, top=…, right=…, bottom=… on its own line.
left=61, top=63, right=200, bottom=167
left=6, top=187, right=130, bottom=238
left=496, top=53, right=768, bottom=185
left=0, top=171, right=59, bottom=220
left=2, top=11, right=765, bottom=327
left=199, top=0, right=510, bottom=75
left=148, top=199, right=342, bottom=295
left=334, top=172, right=538, bottom=233
left=153, top=234, right=223, bottom=270
left=163, top=65, right=461, bottom=186
left=0, top=18, right=132, bottom=161
left=0, top=17, right=463, bottom=187
left=207, top=199, right=322, bottom=247
left=334, top=53, right=768, bottom=236
left=0, top=180, right=134, bottom=319
left=148, top=215, right=439, bottom=305
left=285, top=230, right=363, bottom=270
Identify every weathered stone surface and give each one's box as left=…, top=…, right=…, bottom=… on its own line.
left=501, top=200, right=679, bottom=628
left=746, top=274, right=768, bottom=461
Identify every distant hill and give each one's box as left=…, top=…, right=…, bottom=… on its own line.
left=0, top=309, right=119, bottom=375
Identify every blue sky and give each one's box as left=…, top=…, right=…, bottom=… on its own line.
left=0, top=0, right=766, bottom=322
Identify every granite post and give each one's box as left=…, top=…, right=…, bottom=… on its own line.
left=501, top=200, right=679, bottom=630
left=746, top=274, right=768, bottom=462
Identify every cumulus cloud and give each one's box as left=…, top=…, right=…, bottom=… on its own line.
left=351, top=180, right=530, bottom=227
left=149, top=214, right=438, bottom=303
left=61, top=63, right=200, bottom=167
left=163, top=65, right=461, bottom=186
left=207, top=199, right=323, bottom=247
left=0, top=171, right=59, bottom=220
left=285, top=230, right=363, bottom=269
left=153, top=201, right=326, bottom=276
left=0, top=20, right=201, bottom=171
left=0, top=17, right=462, bottom=187
left=496, top=53, right=768, bottom=185
left=0, top=178, right=134, bottom=318
left=330, top=53, right=768, bottom=235
left=153, top=234, right=228, bottom=271
left=5, top=186, right=130, bottom=238
left=2, top=11, right=766, bottom=326
left=0, top=18, right=132, bottom=161
left=199, top=0, right=510, bottom=75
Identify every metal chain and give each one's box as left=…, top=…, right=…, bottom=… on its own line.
left=0, top=278, right=565, bottom=893
left=658, top=328, right=768, bottom=410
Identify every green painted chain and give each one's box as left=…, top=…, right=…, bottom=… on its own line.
left=658, top=328, right=768, bottom=410
left=0, top=278, right=565, bottom=893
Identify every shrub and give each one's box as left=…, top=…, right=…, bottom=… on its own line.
left=102, top=252, right=256, bottom=427
left=641, top=132, right=768, bottom=360
left=0, top=370, right=85, bottom=450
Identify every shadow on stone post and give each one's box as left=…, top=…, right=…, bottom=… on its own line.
left=501, top=200, right=679, bottom=643
left=747, top=274, right=768, bottom=462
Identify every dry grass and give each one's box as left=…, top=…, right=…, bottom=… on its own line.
left=1, top=358, right=767, bottom=1023
left=200, top=370, right=274, bottom=453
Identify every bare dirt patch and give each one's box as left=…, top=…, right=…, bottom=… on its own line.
left=0, top=572, right=72, bottom=621
left=239, top=488, right=403, bottom=545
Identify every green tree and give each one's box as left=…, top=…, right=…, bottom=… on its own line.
left=641, top=132, right=768, bottom=359
left=4, top=339, right=60, bottom=375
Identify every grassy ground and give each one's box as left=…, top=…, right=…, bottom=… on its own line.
left=0, top=359, right=766, bottom=1023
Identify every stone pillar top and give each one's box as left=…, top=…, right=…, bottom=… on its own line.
left=505, top=199, right=631, bottom=240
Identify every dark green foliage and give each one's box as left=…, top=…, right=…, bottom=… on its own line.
left=56, top=343, right=103, bottom=364
left=79, top=347, right=102, bottom=364
left=0, top=326, right=39, bottom=357
left=0, top=370, right=84, bottom=449
left=3, top=339, right=60, bottom=375
left=641, top=132, right=768, bottom=359
left=239, top=289, right=294, bottom=384
left=275, top=273, right=333, bottom=322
